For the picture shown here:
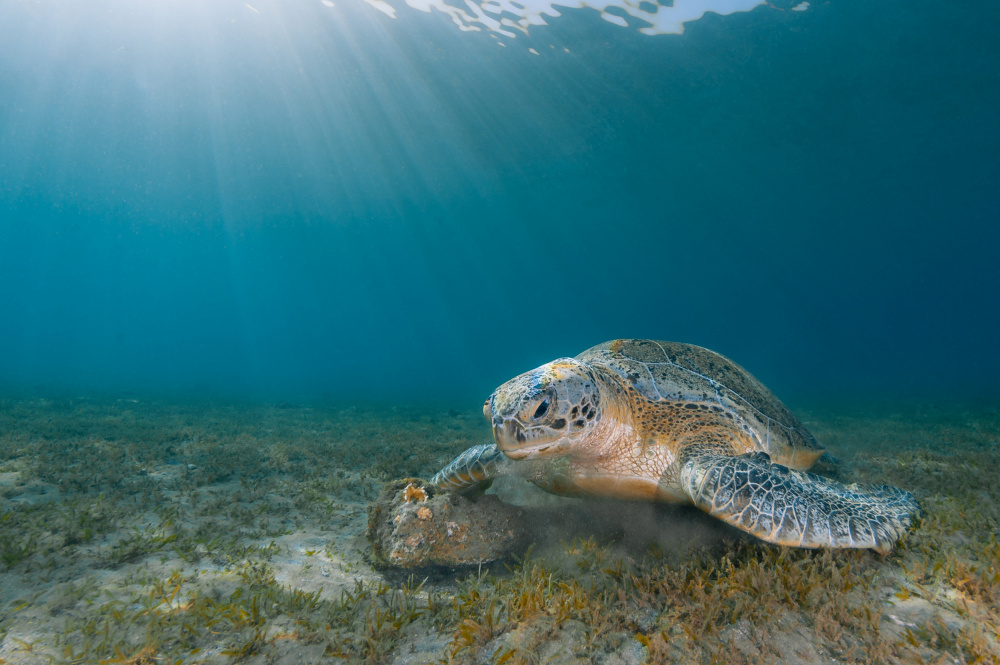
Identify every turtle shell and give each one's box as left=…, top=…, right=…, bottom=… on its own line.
left=577, top=339, right=823, bottom=464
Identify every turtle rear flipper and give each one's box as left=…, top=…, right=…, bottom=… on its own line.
left=431, top=444, right=511, bottom=496
left=680, top=451, right=918, bottom=554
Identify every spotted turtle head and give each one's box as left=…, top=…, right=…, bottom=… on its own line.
left=483, top=358, right=602, bottom=460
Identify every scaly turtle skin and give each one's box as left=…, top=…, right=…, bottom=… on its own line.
left=432, top=339, right=918, bottom=554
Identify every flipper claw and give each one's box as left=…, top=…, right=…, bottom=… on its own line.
left=431, top=443, right=510, bottom=495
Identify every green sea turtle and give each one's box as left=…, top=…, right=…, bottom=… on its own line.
left=431, top=339, right=917, bottom=554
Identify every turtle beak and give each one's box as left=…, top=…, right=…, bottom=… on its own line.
left=483, top=397, right=492, bottom=421
left=494, top=421, right=562, bottom=460
left=493, top=419, right=529, bottom=456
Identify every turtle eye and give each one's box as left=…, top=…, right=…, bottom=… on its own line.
left=533, top=399, right=550, bottom=420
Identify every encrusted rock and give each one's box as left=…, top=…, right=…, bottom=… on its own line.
left=367, top=478, right=529, bottom=568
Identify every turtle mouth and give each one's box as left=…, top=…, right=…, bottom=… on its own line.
left=494, top=420, right=564, bottom=459
left=504, top=444, right=554, bottom=460
left=494, top=420, right=527, bottom=447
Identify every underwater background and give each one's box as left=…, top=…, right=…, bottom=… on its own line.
left=2, top=3, right=1000, bottom=663
left=1, top=0, right=998, bottom=405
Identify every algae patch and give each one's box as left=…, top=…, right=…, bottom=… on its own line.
left=0, top=397, right=996, bottom=664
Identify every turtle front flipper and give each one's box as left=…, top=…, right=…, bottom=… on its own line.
left=680, top=450, right=918, bottom=554
left=431, top=444, right=512, bottom=495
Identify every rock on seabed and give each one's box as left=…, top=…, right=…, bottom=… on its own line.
left=367, top=478, right=529, bottom=567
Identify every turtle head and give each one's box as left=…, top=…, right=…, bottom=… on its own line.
left=484, top=358, right=602, bottom=460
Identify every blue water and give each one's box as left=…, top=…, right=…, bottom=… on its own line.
left=0, top=0, right=997, bottom=404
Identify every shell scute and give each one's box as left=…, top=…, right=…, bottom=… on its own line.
left=578, top=339, right=823, bottom=463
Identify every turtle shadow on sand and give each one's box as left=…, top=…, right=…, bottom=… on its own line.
left=367, top=474, right=758, bottom=571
